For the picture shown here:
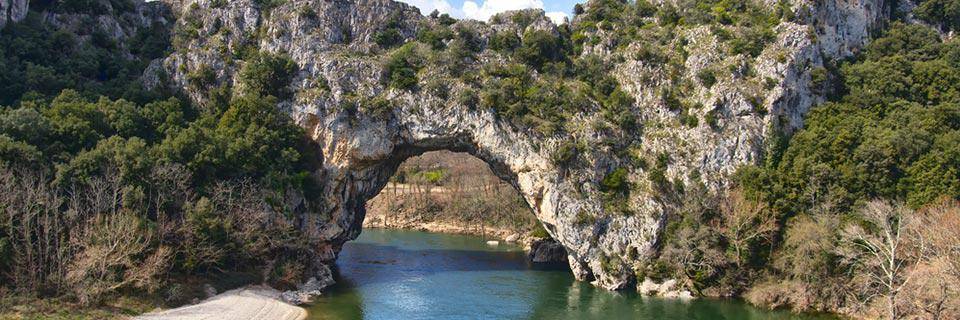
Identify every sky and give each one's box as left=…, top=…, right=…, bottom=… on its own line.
left=397, top=0, right=585, bottom=24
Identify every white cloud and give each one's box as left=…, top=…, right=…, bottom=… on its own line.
left=544, top=11, right=569, bottom=24
left=398, top=0, right=460, bottom=16
left=399, top=0, right=569, bottom=24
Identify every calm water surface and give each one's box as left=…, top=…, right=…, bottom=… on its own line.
left=306, top=229, right=834, bottom=320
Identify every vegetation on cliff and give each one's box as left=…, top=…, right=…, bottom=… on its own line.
left=647, top=21, right=960, bottom=318
left=1, top=0, right=959, bottom=319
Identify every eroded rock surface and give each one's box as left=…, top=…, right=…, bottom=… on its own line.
left=0, top=0, right=27, bottom=28
left=529, top=238, right=568, bottom=264
left=152, top=0, right=893, bottom=290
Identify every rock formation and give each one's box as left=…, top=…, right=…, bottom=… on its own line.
left=0, top=0, right=27, bottom=28
left=529, top=238, right=569, bottom=264
left=147, top=0, right=892, bottom=291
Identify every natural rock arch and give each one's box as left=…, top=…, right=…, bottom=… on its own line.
left=153, top=0, right=893, bottom=290
left=298, top=98, right=660, bottom=289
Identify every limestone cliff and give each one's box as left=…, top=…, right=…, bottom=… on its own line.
left=148, top=0, right=894, bottom=290
left=0, top=0, right=27, bottom=28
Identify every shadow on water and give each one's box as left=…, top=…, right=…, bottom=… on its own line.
left=329, top=242, right=566, bottom=287
left=306, top=229, right=836, bottom=320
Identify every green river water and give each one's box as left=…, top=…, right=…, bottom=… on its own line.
left=305, top=229, right=836, bottom=320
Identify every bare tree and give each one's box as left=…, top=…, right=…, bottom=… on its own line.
left=717, top=189, right=778, bottom=268
left=1, top=167, right=69, bottom=293
left=67, top=210, right=169, bottom=305
left=901, top=198, right=960, bottom=319
left=838, top=200, right=915, bottom=320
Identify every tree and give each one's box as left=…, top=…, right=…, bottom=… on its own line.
left=899, top=198, right=960, bottom=319
left=914, top=0, right=960, bottom=32
left=838, top=200, right=914, bottom=320
left=67, top=211, right=170, bottom=305
left=717, top=189, right=777, bottom=268
left=777, top=214, right=840, bottom=283
left=517, top=30, right=563, bottom=71
left=238, top=51, right=298, bottom=99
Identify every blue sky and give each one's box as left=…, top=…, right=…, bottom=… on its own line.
left=398, top=0, right=585, bottom=24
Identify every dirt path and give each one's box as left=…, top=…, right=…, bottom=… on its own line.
left=135, top=286, right=306, bottom=320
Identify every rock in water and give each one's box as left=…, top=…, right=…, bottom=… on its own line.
left=529, top=239, right=568, bottom=264
left=281, top=264, right=336, bottom=305
left=637, top=278, right=693, bottom=299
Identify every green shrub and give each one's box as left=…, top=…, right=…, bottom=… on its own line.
left=575, top=211, right=596, bottom=225
left=809, top=66, right=828, bottom=91
left=361, top=95, right=393, bottom=119
left=601, top=167, right=631, bottom=196
left=373, top=11, right=408, bottom=49
left=697, top=69, right=718, bottom=88
left=238, top=51, right=298, bottom=99
left=551, top=141, right=581, bottom=166
left=530, top=223, right=551, bottom=238
left=457, top=88, right=479, bottom=109
left=374, top=29, right=404, bottom=49
left=490, top=31, right=521, bottom=53
left=417, top=25, right=453, bottom=50
left=517, top=30, right=564, bottom=70
left=187, top=64, right=217, bottom=90
left=384, top=44, right=423, bottom=91
left=728, top=26, right=774, bottom=58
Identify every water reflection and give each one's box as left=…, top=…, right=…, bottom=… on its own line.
left=306, top=229, right=834, bottom=320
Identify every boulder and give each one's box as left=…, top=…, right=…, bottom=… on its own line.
left=528, top=239, right=568, bottom=264
left=203, top=284, right=218, bottom=298
left=280, top=264, right=336, bottom=305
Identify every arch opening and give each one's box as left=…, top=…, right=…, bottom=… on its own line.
left=363, top=150, right=539, bottom=240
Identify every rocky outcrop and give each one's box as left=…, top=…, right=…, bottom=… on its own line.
left=637, top=278, right=693, bottom=299
left=0, top=0, right=27, bottom=28
left=529, top=239, right=568, bottom=264
left=280, top=265, right=336, bottom=305
left=0, top=0, right=172, bottom=57
left=152, top=0, right=895, bottom=292
left=792, top=0, right=892, bottom=58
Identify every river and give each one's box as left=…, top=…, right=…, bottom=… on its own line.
left=305, top=229, right=835, bottom=320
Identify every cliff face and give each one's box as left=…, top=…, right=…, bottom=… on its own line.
left=0, top=0, right=27, bottom=28
left=151, top=0, right=892, bottom=290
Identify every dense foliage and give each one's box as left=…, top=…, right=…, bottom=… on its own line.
left=0, top=12, right=170, bottom=106
left=740, top=23, right=960, bottom=214
left=0, top=7, right=319, bottom=307
left=667, top=22, right=960, bottom=316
